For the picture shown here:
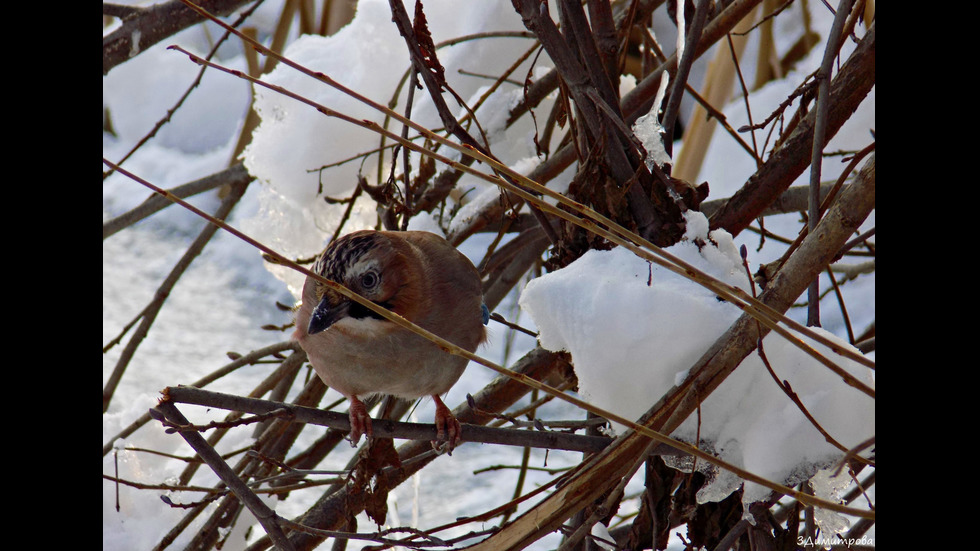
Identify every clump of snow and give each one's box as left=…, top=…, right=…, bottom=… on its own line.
left=519, top=211, right=874, bottom=511
left=241, top=0, right=544, bottom=297
left=520, top=211, right=749, bottom=432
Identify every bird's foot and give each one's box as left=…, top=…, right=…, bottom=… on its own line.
left=347, top=397, right=373, bottom=447
left=432, top=395, right=461, bottom=453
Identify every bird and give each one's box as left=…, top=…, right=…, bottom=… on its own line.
left=292, top=229, right=488, bottom=449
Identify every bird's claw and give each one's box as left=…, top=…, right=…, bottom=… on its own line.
left=347, top=398, right=373, bottom=447
left=432, top=396, right=461, bottom=453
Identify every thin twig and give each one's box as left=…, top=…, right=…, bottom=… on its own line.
left=826, top=267, right=856, bottom=344
left=807, top=0, right=856, bottom=326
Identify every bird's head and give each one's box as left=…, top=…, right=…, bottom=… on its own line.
left=305, top=230, right=421, bottom=335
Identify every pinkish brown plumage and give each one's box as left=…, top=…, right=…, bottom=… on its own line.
left=293, top=230, right=487, bottom=448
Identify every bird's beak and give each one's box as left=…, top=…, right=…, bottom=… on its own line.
left=308, top=295, right=349, bottom=335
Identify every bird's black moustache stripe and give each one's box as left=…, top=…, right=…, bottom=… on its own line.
left=348, top=300, right=395, bottom=321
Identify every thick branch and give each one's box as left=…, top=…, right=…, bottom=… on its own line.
left=164, top=385, right=618, bottom=454
left=103, top=0, right=252, bottom=75
left=709, top=22, right=875, bottom=236
left=699, top=183, right=844, bottom=218
left=661, top=0, right=712, bottom=152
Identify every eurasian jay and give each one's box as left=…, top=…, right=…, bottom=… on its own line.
left=293, top=230, right=487, bottom=448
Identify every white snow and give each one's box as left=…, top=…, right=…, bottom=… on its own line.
left=519, top=212, right=874, bottom=511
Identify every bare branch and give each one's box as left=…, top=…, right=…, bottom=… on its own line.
left=164, top=384, right=619, bottom=454
left=103, top=0, right=253, bottom=75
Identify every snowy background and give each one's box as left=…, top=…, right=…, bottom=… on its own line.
left=104, top=1, right=874, bottom=549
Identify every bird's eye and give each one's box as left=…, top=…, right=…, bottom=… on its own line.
left=360, top=271, right=379, bottom=289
